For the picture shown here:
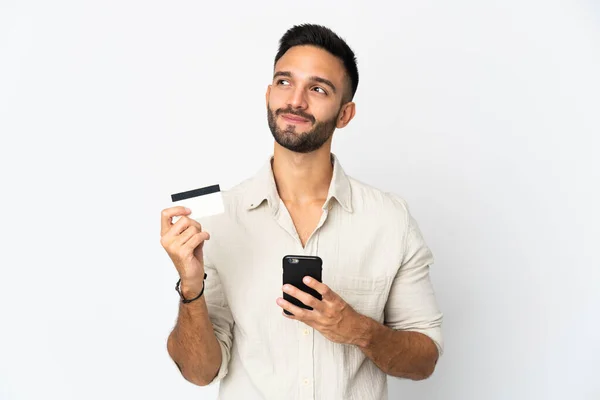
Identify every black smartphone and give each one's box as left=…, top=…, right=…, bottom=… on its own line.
left=282, top=255, right=323, bottom=316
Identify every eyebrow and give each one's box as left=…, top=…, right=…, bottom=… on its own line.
left=273, top=71, right=337, bottom=94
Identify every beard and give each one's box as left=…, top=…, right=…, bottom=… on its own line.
left=267, top=105, right=338, bottom=154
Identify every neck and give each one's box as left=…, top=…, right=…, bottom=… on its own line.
left=271, top=144, right=333, bottom=206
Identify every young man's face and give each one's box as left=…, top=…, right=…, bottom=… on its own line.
left=266, top=45, right=352, bottom=154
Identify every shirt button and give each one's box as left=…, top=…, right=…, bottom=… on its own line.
left=303, top=329, right=310, bottom=336
left=303, top=378, right=309, bottom=385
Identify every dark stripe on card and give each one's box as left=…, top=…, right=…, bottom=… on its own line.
left=171, top=184, right=220, bottom=202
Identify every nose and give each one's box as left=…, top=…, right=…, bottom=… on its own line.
left=287, top=86, right=308, bottom=110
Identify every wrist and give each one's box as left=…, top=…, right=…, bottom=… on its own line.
left=179, top=273, right=205, bottom=296
left=350, top=313, right=378, bottom=348
left=176, top=272, right=207, bottom=303
left=180, top=282, right=204, bottom=299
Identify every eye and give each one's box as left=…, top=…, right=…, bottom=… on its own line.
left=277, top=79, right=290, bottom=86
left=312, top=86, right=327, bottom=95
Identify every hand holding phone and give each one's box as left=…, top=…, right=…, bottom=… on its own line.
left=282, top=255, right=323, bottom=316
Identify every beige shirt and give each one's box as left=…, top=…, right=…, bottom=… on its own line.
left=197, top=153, right=443, bottom=400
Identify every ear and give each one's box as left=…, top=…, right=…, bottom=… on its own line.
left=336, top=102, right=356, bottom=129
left=265, top=85, right=272, bottom=108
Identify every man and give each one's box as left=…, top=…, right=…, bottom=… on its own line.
left=160, top=24, right=443, bottom=400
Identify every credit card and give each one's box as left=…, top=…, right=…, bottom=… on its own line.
left=170, top=184, right=224, bottom=223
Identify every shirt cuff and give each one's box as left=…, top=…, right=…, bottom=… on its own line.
left=206, top=338, right=230, bottom=385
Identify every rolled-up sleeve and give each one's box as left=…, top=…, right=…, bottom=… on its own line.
left=203, top=255, right=235, bottom=384
left=384, top=196, right=444, bottom=356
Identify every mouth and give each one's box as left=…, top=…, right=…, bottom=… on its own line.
left=281, top=113, right=311, bottom=124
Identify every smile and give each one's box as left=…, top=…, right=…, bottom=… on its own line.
left=281, top=114, right=311, bottom=124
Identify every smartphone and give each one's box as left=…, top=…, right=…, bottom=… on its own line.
left=282, top=255, right=323, bottom=316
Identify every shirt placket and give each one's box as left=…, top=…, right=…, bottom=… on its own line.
left=274, top=199, right=331, bottom=400
left=298, top=320, right=315, bottom=400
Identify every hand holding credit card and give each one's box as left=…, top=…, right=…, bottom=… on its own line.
left=170, top=184, right=225, bottom=223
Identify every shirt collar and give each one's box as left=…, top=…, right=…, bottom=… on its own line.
left=245, top=152, right=353, bottom=213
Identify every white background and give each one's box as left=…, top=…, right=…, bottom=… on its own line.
left=1, top=1, right=599, bottom=399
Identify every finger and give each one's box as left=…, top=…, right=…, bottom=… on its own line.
left=169, top=215, right=200, bottom=237
left=182, top=231, right=210, bottom=252
left=160, top=216, right=191, bottom=251
left=302, top=276, right=334, bottom=301
left=276, top=297, right=311, bottom=321
left=160, top=206, right=191, bottom=236
left=282, top=284, right=323, bottom=312
left=175, top=225, right=201, bottom=247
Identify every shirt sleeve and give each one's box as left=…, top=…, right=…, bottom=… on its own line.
left=384, top=195, right=444, bottom=356
left=202, top=253, right=235, bottom=385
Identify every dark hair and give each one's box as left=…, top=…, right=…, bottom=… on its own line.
left=274, top=24, right=359, bottom=102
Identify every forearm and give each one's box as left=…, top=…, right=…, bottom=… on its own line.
left=353, top=315, right=439, bottom=380
left=167, top=295, right=222, bottom=386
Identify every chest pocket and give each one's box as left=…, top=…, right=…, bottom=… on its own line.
left=328, top=274, right=393, bottom=322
